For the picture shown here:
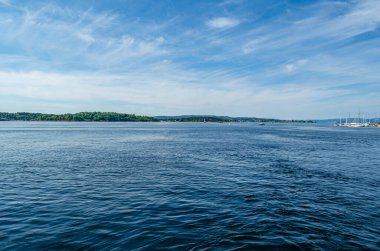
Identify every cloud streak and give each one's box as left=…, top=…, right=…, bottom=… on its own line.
left=206, top=17, right=240, bottom=29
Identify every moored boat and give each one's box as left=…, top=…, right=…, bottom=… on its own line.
left=336, top=112, right=372, bottom=127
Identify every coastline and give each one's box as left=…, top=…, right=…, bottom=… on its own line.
left=0, top=112, right=314, bottom=124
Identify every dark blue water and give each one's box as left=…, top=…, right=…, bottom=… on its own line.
left=0, top=122, right=379, bottom=250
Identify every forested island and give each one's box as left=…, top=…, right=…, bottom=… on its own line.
left=0, top=112, right=314, bottom=123
left=0, top=112, right=157, bottom=122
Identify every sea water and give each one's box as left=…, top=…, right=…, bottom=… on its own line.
left=0, top=122, right=379, bottom=250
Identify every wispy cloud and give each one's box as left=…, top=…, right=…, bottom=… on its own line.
left=218, top=0, right=244, bottom=7
left=239, top=0, right=380, bottom=55
left=0, top=0, right=11, bottom=6
left=206, top=17, right=240, bottom=29
left=283, top=59, right=308, bottom=73
left=0, top=4, right=168, bottom=71
left=1, top=70, right=365, bottom=118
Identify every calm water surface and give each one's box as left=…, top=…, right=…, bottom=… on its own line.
left=0, top=122, right=379, bottom=250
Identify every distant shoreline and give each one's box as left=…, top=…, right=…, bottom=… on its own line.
left=0, top=112, right=315, bottom=123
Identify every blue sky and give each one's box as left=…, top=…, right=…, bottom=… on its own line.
left=0, top=0, right=379, bottom=119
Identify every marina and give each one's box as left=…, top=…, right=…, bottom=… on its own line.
left=335, top=112, right=379, bottom=127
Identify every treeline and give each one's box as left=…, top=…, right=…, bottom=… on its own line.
left=0, top=112, right=157, bottom=122
left=157, top=115, right=314, bottom=123
left=248, top=118, right=314, bottom=123
left=0, top=112, right=315, bottom=123
left=162, top=116, right=238, bottom=123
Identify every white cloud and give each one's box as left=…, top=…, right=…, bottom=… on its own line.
left=283, top=59, right=308, bottom=73
left=206, top=17, right=240, bottom=29
left=242, top=40, right=260, bottom=54
left=0, top=5, right=168, bottom=69
left=241, top=0, right=380, bottom=55
left=1, top=69, right=378, bottom=119
left=76, top=32, right=95, bottom=45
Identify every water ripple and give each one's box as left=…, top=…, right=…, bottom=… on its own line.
left=0, top=122, right=379, bottom=250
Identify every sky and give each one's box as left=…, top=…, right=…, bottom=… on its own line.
left=0, top=0, right=379, bottom=119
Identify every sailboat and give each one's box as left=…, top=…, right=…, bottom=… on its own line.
left=336, top=111, right=370, bottom=127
